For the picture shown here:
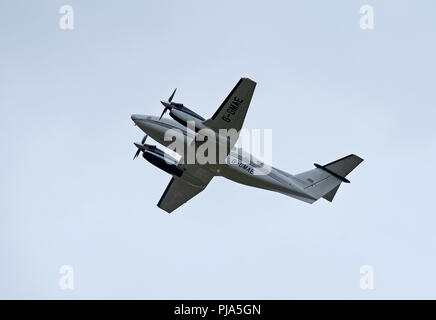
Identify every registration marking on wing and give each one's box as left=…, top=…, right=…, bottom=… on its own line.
left=221, top=96, right=243, bottom=123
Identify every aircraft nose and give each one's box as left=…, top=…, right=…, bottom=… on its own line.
left=131, top=114, right=142, bottom=122
left=131, top=114, right=151, bottom=125
left=131, top=114, right=166, bottom=145
left=131, top=114, right=153, bottom=120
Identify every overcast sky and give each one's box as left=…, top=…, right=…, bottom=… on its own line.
left=1, top=0, right=436, bottom=299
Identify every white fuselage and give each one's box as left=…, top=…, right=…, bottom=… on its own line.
left=131, top=114, right=316, bottom=203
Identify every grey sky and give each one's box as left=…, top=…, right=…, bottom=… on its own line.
left=1, top=0, right=435, bottom=299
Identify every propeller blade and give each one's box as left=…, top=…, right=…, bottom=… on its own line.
left=141, top=135, right=148, bottom=144
left=133, top=141, right=147, bottom=160
left=158, top=88, right=176, bottom=120
left=133, top=148, right=141, bottom=160
left=168, top=88, right=177, bottom=102
left=159, top=107, right=168, bottom=120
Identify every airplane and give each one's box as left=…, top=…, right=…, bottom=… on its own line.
left=131, top=78, right=363, bottom=213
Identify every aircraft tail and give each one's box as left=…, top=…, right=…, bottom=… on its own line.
left=294, top=154, right=363, bottom=202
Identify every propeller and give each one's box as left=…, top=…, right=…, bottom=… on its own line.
left=133, top=135, right=148, bottom=160
left=159, top=88, right=177, bottom=119
left=133, top=88, right=176, bottom=159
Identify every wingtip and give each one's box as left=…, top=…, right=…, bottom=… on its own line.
left=350, top=154, right=364, bottom=163
left=241, top=77, right=257, bottom=85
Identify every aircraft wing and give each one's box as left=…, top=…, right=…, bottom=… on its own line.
left=203, top=77, right=256, bottom=134
left=157, top=166, right=214, bottom=213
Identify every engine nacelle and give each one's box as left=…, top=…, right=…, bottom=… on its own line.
left=170, top=107, right=206, bottom=132
left=142, top=145, right=183, bottom=177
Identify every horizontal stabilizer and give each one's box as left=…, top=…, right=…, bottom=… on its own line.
left=321, top=154, right=364, bottom=179
left=295, top=154, right=363, bottom=202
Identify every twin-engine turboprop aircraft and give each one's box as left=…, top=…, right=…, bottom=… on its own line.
left=131, top=78, right=363, bottom=213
